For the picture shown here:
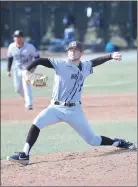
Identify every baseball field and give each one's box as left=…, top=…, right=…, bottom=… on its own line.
left=1, top=49, right=137, bottom=186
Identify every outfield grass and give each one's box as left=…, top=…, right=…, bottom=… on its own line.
left=1, top=120, right=137, bottom=159
left=1, top=57, right=137, bottom=98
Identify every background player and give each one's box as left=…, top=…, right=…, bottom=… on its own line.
left=7, top=30, right=40, bottom=110
left=7, top=41, right=136, bottom=165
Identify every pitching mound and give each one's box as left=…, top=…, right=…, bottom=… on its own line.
left=1, top=147, right=137, bottom=186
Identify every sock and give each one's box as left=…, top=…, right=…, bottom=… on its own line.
left=100, top=136, right=115, bottom=145
left=23, top=143, right=30, bottom=156
left=23, top=124, right=40, bottom=156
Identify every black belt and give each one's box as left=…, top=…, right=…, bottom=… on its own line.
left=54, top=101, right=81, bottom=107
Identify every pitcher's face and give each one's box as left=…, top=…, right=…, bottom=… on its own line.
left=67, top=48, right=83, bottom=61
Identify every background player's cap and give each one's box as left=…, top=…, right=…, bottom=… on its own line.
left=13, top=30, right=24, bottom=37
left=67, top=41, right=83, bottom=51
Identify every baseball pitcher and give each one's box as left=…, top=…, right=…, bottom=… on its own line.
left=7, top=41, right=136, bottom=165
left=7, top=30, right=40, bottom=110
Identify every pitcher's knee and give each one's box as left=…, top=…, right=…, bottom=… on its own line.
left=33, top=118, right=44, bottom=129
left=33, top=114, right=47, bottom=129
left=85, top=135, right=102, bottom=146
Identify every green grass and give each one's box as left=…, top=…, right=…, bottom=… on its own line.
left=1, top=120, right=137, bottom=160
left=83, top=59, right=137, bottom=94
left=1, top=58, right=137, bottom=98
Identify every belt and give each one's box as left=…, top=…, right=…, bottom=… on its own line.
left=52, top=101, right=81, bottom=107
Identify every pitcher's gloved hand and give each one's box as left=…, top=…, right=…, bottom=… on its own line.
left=22, top=70, right=48, bottom=87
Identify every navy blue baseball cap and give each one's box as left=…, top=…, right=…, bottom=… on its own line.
left=67, top=41, right=83, bottom=51
left=13, top=30, right=24, bottom=37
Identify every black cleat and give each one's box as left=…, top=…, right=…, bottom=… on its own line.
left=114, top=138, right=137, bottom=150
left=7, top=152, right=29, bottom=165
left=27, top=105, right=33, bottom=110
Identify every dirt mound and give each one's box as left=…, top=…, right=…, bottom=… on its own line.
left=1, top=147, right=137, bottom=186
left=1, top=93, right=137, bottom=121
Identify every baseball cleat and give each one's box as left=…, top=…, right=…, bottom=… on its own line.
left=27, top=105, right=33, bottom=110
left=7, top=152, right=29, bottom=165
left=114, top=138, right=137, bottom=150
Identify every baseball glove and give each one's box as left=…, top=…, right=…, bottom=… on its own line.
left=23, top=70, right=48, bottom=87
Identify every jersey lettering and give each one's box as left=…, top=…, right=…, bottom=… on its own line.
left=49, top=59, right=93, bottom=102
left=71, top=73, right=78, bottom=80
left=7, top=42, right=39, bottom=69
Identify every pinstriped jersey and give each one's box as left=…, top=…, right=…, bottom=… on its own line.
left=49, top=59, right=93, bottom=102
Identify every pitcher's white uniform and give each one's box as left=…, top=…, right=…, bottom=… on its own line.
left=7, top=42, right=39, bottom=108
left=33, top=59, right=102, bottom=145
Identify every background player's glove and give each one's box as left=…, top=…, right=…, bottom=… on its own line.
left=23, top=70, right=48, bottom=87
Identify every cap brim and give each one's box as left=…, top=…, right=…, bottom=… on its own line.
left=67, top=47, right=82, bottom=51
left=13, top=35, right=23, bottom=37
